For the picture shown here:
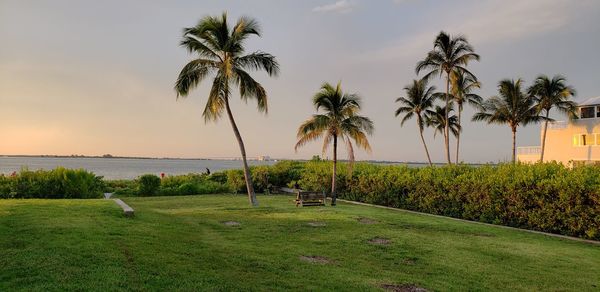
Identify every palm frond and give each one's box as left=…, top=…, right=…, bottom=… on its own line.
left=235, top=51, right=280, bottom=76
left=174, top=59, right=218, bottom=97
left=233, top=68, right=268, bottom=113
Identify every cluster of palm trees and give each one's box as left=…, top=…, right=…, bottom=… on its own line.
left=397, top=31, right=481, bottom=166
left=174, top=13, right=577, bottom=206
left=397, top=32, right=577, bottom=166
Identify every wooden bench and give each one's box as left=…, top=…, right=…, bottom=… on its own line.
left=295, top=191, right=326, bottom=207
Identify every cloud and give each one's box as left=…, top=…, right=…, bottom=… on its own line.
left=355, top=0, right=595, bottom=63
left=313, top=0, right=355, bottom=13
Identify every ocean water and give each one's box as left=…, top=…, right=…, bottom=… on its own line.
left=0, top=157, right=277, bottom=180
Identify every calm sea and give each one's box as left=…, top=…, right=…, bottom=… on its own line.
left=0, top=157, right=277, bottom=180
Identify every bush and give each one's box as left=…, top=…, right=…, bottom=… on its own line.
left=177, top=183, right=198, bottom=196
left=0, top=168, right=103, bottom=199
left=137, top=174, right=161, bottom=196
left=226, top=169, right=246, bottom=193
left=104, top=179, right=137, bottom=196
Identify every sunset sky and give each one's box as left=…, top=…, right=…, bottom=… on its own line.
left=1, top=0, right=600, bottom=163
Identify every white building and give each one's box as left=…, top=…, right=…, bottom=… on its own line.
left=517, top=96, right=600, bottom=166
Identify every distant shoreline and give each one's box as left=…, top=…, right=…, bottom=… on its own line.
left=0, top=155, right=493, bottom=166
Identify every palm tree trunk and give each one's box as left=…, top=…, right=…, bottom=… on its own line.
left=417, top=116, right=432, bottom=166
left=511, top=127, right=517, bottom=164
left=224, top=97, right=258, bottom=206
left=331, top=135, right=338, bottom=206
left=455, top=105, right=462, bottom=164
left=540, top=110, right=550, bottom=163
left=444, top=74, right=452, bottom=165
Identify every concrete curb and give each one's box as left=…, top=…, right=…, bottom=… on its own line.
left=337, top=199, right=600, bottom=246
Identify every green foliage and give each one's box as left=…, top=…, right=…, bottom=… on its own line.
left=215, top=161, right=599, bottom=240
left=0, top=168, right=103, bottom=199
left=226, top=169, right=246, bottom=193
left=334, top=162, right=600, bottom=240
left=137, top=174, right=161, bottom=196
left=107, top=172, right=233, bottom=197
left=104, top=179, right=138, bottom=196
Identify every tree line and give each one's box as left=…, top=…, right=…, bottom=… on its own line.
left=174, top=13, right=577, bottom=206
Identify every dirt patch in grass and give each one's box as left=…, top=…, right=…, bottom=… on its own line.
left=357, top=217, right=378, bottom=224
left=307, top=222, right=326, bottom=227
left=402, top=257, right=417, bottom=265
left=368, top=237, right=391, bottom=245
left=299, top=255, right=332, bottom=264
left=222, top=221, right=240, bottom=227
left=380, top=283, right=428, bottom=292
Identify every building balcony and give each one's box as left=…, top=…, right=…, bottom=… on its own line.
left=517, top=146, right=541, bottom=163
left=517, top=146, right=541, bottom=155
left=548, top=121, right=568, bottom=129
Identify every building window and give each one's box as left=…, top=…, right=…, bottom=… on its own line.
left=597, top=107, right=600, bottom=118
left=581, top=106, right=596, bottom=118
left=573, top=134, right=595, bottom=146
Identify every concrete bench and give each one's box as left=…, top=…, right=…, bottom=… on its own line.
left=113, top=199, right=134, bottom=217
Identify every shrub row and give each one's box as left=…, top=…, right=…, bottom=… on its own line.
left=104, top=172, right=232, bottom=196
left=0, top=168, right=104, bottom=199
left=294, top=161, right=600, bottom=240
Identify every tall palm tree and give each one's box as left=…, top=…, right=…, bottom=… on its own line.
left=528, top=75, right=577, bottom=162
left=174, top=13, right=279, bottom=206
left=473, top=79, right=543, bottom=163
left=295, top=82, right=374, bottom=206
left=425, top=104, right=461, bottom=142
left=450, top=70, right=482, bottom=164
left=416, top=31, right=479, bottom=164
left=395, top=79, right=437, bottom=166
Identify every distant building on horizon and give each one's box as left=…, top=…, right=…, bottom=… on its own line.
left=257, top=155, right=271, bottom=161
left=518, top=96, right=600, bottom=166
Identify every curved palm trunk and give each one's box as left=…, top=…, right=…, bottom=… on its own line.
left=540, top=110, right=550, bottom=163
left=444, top=74, right=452, bottom=165
left=331, top=135, right=338, bottom=206
left=511, top=126, right=517, bottom=164
left=455, top=105, right=462, bottom=164
left=417, top=116, right=433, bottom=166
left=224, top=98, right=258, bottom=206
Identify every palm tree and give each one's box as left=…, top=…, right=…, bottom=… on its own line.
left=425, top=104, right=461, bottom=142
left=450, top=70, right=482, bottom=164
left=473, top=79, right=543, bottom=163
left=295, top=82, right=374, bottom=206
left=174, top=13, right=279, bottom=206
left=395, top=79, right=437, bottom=166
left=528, top=75, right=577, bottom=162
left=416, top=31, right=480, bottom=164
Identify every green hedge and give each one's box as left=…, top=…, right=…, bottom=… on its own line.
left=0, top=168, right=104, bottom=199
left=225, top=161, right=600, bottom=240
left=291, top=162, right=599, bottom=240
left=105, top=172, right=232, bottom=197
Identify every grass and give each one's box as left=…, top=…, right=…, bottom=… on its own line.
left=1, top=195, right=599, bottom=291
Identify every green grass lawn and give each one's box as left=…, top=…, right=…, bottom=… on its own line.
left=1, top=195, right=599, bottom=291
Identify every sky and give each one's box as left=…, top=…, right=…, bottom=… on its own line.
left=1, top=0, right=600, bottom=163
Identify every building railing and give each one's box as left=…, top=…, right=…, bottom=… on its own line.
left=517, top=146, right=541, bottom=155
left=548, top=121, right=568, bottom=129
